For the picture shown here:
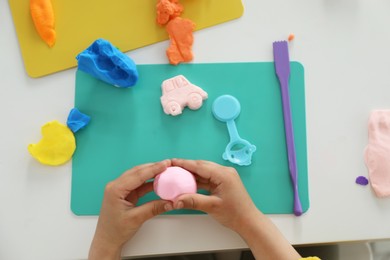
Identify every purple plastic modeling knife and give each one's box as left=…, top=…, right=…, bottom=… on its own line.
left=273, top=41, right=303, bottom=216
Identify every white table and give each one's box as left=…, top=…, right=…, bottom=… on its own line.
left=1, top=0, right=390, bottom=259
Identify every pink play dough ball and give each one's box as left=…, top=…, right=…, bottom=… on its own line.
left=153, top=166, right=197, bottom=201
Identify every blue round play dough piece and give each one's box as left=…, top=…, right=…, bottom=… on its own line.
left=76, top=38, right=138, bottom=88
left=212, top=95, right=241, bottom=122
left=67, top=108, right=91, bottom=133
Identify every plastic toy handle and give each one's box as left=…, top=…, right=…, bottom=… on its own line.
left=280, top=79, right=303, bottom=216
left=293, top=184, right=303, bottom=216
left=226, top=120, right=241, bottom=143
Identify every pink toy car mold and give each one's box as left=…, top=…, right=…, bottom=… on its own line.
left=160, top=75, right=208, bottom=116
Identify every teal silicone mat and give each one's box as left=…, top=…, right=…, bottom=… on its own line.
left=71, top=62, right=309, bottom=215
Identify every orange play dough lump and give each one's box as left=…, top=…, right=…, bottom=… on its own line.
left=30, top=0, right=56, bottom=47
left=166, top=17, right=195, bottom=65
left=156, top=0, right=184, bottom=26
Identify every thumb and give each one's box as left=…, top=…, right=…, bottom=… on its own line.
left=131, top=200, right=173, bottom=223
left=174, top=194, right=221, bottom=213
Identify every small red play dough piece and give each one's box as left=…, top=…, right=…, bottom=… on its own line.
left=288, top=33, right=295, bottom=42
left=154, top=166, right=197, bottom=201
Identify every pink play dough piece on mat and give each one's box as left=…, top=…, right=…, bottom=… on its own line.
left=364, top=110, right=390, bottom=197
left=153, top=166, right=197, bottom=201
left=160, top=75, right=208, bottom=116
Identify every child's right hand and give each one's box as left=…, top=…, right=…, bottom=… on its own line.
left=171, top=159, right=302, bottom=260
left=171, top=159, right=260, bottom=233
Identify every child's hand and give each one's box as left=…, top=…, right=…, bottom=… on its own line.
left=89, top=160, right=173, bottom=260
left=171, top=159, right=259, bottom=233
left=171, top=159, right=301, bottom=260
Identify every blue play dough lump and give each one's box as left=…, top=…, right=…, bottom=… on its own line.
left=67, top=108, right=91, bottom=133
left=76, top=38, right=138, bottom=88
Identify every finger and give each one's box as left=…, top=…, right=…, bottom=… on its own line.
left=195, top=176, right=210, bottom=184
left=171, top=159, right=222, bottom=180
left=130, top=200, right=173, bottom=224
left=115, top=163, right=155, bottom=194
left=120, top=160, right=171, bottom=192
left=119, top=160, right=168, bottom=180
left=120, top=163, right=155, bottom=178
left=173, top=193, right=222, bottom=213
left=135, top=182, right=154, bottom=198
left=125, top=182, right=154, bottom=203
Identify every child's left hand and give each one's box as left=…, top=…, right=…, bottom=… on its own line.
left=89, top=160, right=173, bottom=259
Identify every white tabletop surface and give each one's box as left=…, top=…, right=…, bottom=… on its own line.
left=1, top=0, right=390, bottom=259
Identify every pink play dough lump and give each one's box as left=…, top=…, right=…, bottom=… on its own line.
left=364, top=110, right=390, bottom=197
left=153, top=166, right=197, bottom=201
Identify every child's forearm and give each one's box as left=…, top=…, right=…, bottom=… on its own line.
left=236, top=210, right=301, bottom=260
left=88, top=234, right=122, bottom=260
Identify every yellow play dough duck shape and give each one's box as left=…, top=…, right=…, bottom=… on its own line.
left=28, top=120, right=76, bottom=166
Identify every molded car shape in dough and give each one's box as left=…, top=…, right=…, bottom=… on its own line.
left=160, top=75, right=208, bottom=116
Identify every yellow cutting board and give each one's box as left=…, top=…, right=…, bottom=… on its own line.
left=9, top=0, right=243, bottom=78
